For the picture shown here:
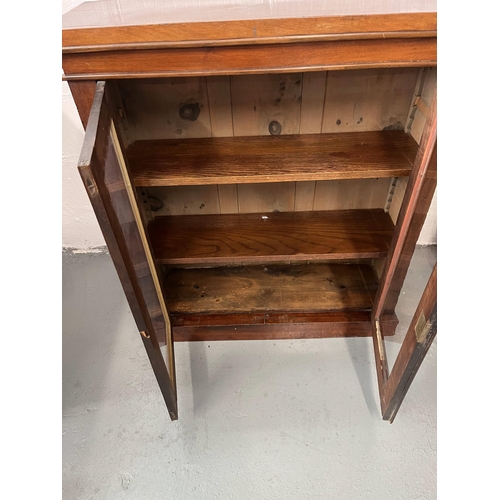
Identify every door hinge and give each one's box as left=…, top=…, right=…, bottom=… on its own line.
left=415, top=311, right=431, bottom=343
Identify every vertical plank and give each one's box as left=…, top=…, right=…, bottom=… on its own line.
left=296, top=71, right=327, bottom=210
left=322, top=68, right=420, bottom=133
left=217, top=184, right=239, bottom=214
left=294, top=181, right=316, bottom=211
left=206, top=75, right=237, bottom=213
left=313, top=180, right=343, bottom=210
left=231, top=73, right=302, bottom=212
left=231, top=73, right=303, bottom=136
left=206, top=75, right=234, bottom=137
left=300, top=71, right=327, bottom=134
left=237, top=183, right=296, bottom=213
left=117, top=77, right=212, bottom=141
left=313, top=179, right=391, bottom=210
left=68, top=80, right=97, bottom=129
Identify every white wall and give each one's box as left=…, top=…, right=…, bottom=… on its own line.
left=61, top=0, right=437, bottom=250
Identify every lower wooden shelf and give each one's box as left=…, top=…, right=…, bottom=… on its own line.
left=163, top=262, right=398, bottom=341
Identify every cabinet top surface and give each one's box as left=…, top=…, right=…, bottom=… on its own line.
left=62, top=0, right=436, bottom=30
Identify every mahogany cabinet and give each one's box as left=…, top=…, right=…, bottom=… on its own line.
left=63, top=3, right=437, bottom=422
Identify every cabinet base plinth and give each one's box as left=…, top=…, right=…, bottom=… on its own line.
left=173, top=313, right=397, bottom=341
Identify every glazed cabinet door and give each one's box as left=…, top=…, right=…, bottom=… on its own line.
left=78, top=81, right=178, bottom=420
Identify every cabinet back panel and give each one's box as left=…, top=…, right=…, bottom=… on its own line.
left=118, top=68, right=418, bottom=215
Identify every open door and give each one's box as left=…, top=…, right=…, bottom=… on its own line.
left=371, top=92, right=437, bottom=422
left=77, top=81, right=178, bottom=420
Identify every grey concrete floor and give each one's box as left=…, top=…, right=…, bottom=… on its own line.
left=62, top=246, right=436, bottom=500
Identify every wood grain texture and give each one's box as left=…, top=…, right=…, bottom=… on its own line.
left=78, top=82, right=178, bottom=419
left=381, top=264, right=436, bottom=422
left=128, top=131, right=418, bottom=186
left=164, top=263, right=378, bottom=315
left=148, top=209, right=395, bottom=265
left=146, top=185, right=221, bottom=216
left=230, top=73, right=302, bottom=136
left=68, top=80, right=97, bottom=129
left=206, top=76, right=234, bottom=137
left=62, top=37, right=437, bottom=80
left=322, top=68, right=419, bottom=132
left=117, top=78, right=212, bottom=142
left=63, top=12, right=437, bottom=51
left=409, top=67, right=437, bottom=143
left=236, top=183, right=295, bottom=213
left=313, top=178, right=392, bottom=211
left=173, top=313, right=398, bottom=341
left=370, top=92, right=436, bottom=406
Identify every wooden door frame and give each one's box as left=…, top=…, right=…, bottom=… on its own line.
left=78, top=82, right=178, bottom=420
left=370, top=93, right=437, bottom=421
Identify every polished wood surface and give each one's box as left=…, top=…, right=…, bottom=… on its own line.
left=62, top=37, right=436, bottom=80
left=381, top=264, right=437, bottom=422
left=63, top=12, right=436, bottom=52
left=164, top=263, right=379, bottom=315
left=67, top=81, right=96, bottom=129
left=148, top=209, right=394, bottom=265
left=78, top=81, right=178, bottom=420
left=129, top=131, right=418, bottom=186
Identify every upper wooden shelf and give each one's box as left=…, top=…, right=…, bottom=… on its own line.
left=148, top=209, right=394, bottom=266
left=128, top=130, right=418, bottom=187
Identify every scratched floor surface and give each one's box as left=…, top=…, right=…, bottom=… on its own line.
left=62, top=246, right=436, bottom=500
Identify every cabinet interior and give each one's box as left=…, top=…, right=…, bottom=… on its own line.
left=110, top=67, right=436, bottom=336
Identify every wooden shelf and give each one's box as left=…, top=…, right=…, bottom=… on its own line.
left=164, top=262, right=389, bottom=331
left=166, top=262, right=377, bottom=315
left=148, top=209, right=394, bottom=265
left=128, top=130, right=418, bottom=186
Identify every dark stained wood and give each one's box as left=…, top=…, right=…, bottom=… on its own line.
left=370, top=92, right=436, bottom=406
left=381, top=264, right=437, bottom=422
left=173, top=313, right=398, bottom=341
left=128, top=131, right=418, bottom=186
left=164, top=263, right=378, bottom=316
left=67, top=80, right=96, bottom=129
left=372, top=93, right=437, bottom=321
left=63, top=13, right=437, bottom=52
left=78, top=81, right=178, bottom=420
left=62, top=37, right=436, bottom=80
left=382, top=148, right=437, bottom=314
left=148, top=209, right=395, bottom=265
